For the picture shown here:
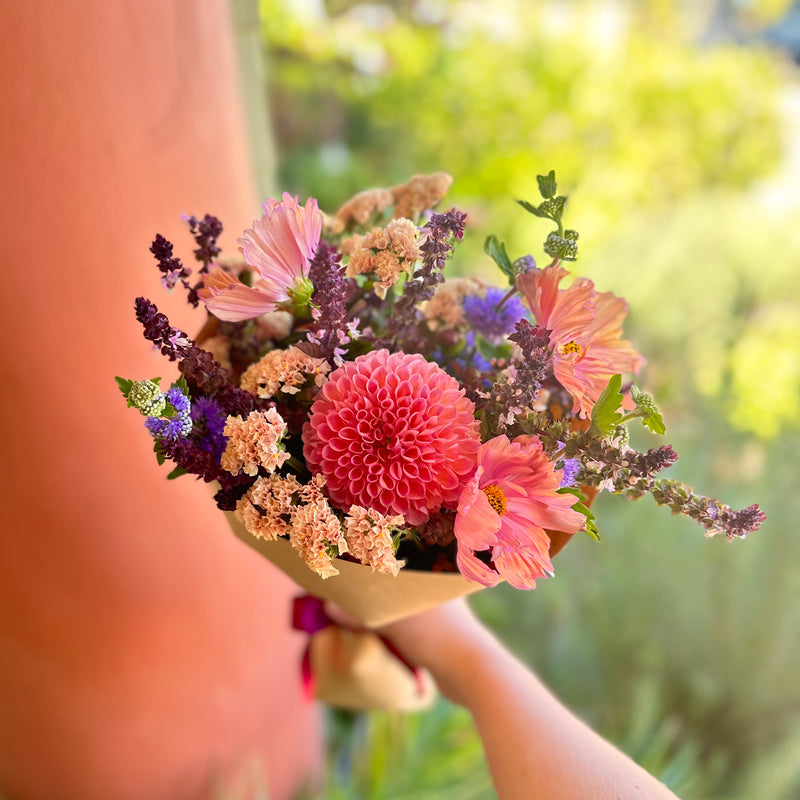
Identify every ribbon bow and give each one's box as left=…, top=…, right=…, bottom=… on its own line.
left=291, top=594, right=425, bottom=701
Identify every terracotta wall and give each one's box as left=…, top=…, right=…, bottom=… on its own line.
left=0, top=2, right=321, bottom=798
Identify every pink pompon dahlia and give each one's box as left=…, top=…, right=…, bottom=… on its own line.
left=516, top=264, right=644, bottom=417
left=199, top=193, right=322, bottom=321
left=302, top=350, right=480, bottom=526
left=454, top=435, right=585, bottom=590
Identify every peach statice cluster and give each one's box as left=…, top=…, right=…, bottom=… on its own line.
left=118, top=172, right=765, bottom=590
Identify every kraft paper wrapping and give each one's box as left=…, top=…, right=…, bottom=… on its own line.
left=226, top=512, right=484, bottom=629
left=225, top=490, right=595, bottom=709
left=310, top=627, right=437, bottom=711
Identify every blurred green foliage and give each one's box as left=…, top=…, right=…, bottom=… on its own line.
left=258, top=2, right=800, bottom=798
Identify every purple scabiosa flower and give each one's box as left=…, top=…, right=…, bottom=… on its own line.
left=463, top=287, right=528, bottom=344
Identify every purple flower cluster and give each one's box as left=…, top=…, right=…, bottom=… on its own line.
left=185, top=214, right=223, bottom=267
left=150, top=234, right=191, bottom=291
left=190, top=396, right=228, bottom=460
left=135, top=297, right=192, bottom=361
left=463, top=287, right=528, bottom=344
left=383, top=209, right=466, bottom=350
left=482, top=320, right=552, bottom=429
left=306, top=242, right=353, bottom=365
left=145, top=387, right=192, bottom=440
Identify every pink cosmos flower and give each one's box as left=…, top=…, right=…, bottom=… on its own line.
left=454, top=435, right=585, bottom=590
left=517, top=265, right=644, bottom=417
left=199, top=193, right=322, bottom=321
left=302, top=350, right=480, bottom=526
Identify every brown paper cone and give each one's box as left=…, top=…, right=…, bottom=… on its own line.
left=226, top=512, right=484, bottom=628
left=310, top=627, right=436, bottom=711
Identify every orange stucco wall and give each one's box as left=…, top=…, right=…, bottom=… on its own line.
left=0, top=2, right=321, bottom=798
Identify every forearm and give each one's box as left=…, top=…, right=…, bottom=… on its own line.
left=433, top=633, right=680, bottom=800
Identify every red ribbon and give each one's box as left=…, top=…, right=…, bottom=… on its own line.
left=291, top=594, right=425, bottom=702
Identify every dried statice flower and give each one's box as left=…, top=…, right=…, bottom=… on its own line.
left=290, top=476, right=349, bottom=578
left=331, top=186, right=394, bottom=231
left=424, top=276, right=486, bottom=330
left=236, top=473, right=303, bottom=541
left=220, top=408, right=290, bottom=477
left=391, top=173, right=453, bottom=220
left=344, top=506, right=405, bottom=576
left=344, top=218, right=421, bottom=297
left=239, top=347, right=330, bottom=399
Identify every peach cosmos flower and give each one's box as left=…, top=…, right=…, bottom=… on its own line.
left=516, top=264, right=644, bottom=417
left=302, top=350, right=480, bottom=526
left=454, top=435, right=585, bottom=590
left=199, top=193, right=322, bottom=321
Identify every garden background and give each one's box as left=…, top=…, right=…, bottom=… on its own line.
left=254, top=1, right=800, bottom=798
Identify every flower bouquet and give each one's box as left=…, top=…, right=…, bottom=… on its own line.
left=118, top=172, right=765, bottom=708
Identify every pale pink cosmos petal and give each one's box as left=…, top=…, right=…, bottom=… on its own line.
left=200, top=276, right=282, bottom=322
left=238, top=194, right=322, bottom=292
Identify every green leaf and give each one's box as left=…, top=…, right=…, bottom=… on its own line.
left=166, top=466, right=189, bottom=480
left=174, top=374, right=190, bottom=394
left=591, top=374, right=624, bottom=435
left=537, top=170, right=558, bottom=199
left=515, top=199, right=550, bottom=219
left=153, top=441, right=166, bottom=466
left=115, top=376, right=134, bottom=397
left=630, top=385, right=667, bottom=435
left=484, top=235, right=514, bottom=282
left=557, top=487, right=600, bottom=540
